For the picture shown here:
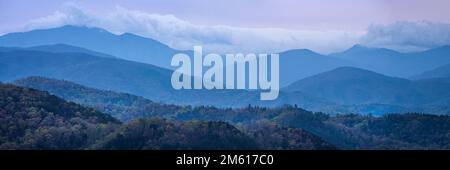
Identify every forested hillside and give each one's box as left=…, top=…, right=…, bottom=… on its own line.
left=11, top=78, right=450, bottom=149
left=0, top=83, right=336, bottom=150
left=95, top=118, right=259, bottom=150
left=0, top=84, right=120, bottom=149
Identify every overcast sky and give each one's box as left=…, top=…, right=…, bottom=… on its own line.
left=1, top=0, right=450, bottom=53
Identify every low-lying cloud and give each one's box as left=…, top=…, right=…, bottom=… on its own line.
left=360, top=21, right=450, bottom=52
left=11, top=3, right=450, bottom=53
left=21, top=3, right=361, bottom=54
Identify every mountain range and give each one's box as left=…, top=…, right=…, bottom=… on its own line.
left=331, top=44, right=450, bottom=78
left=2, top=45, right=450, bottom=115
left=0, top=25, right=184, bottom=69
left=0, top=48, right=176, bottom=100
left=284, top=67, right=450, bottom=105
left=0, top=26, right=350, bottom=87
left=0, top=46, right=333, bottom=109
left=1, top=25, right=450, bottom=115
left=2, top=25, right=450, bottom=87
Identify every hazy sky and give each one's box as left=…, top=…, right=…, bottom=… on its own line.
left=1, top=0, right=450, bottom=53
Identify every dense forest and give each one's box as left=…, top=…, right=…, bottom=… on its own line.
left=9, top=77, right=450, bottom=149
left=14, top=76, right=179, bottom=122
left=94, top=118, right=259, bottom=150
left=0, top=84, right=119, bottom=149
left=0, top=83, right=335, bottom=149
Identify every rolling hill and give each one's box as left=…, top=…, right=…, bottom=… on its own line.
left=410, top=64, right=450, bottom=80
left=0, top=48, right=177, bottom=101
left=279, top=49, right=351, bottom=87
left=0, top=83, right=120, bottom=149
left=9, top=77, right=450, bottom=149
left=283, top=67, right=416, bottom=105
left=283, top=67, right=450, bottom=114
left=1, top=83, right=339, bottom=150
left=26, top=43, right=116, bottom=58
left=330, top=44, right=450, bottom=78
left=0, top=77, right=335, bottom=149
left=94, top=118, right=337, bottom=150
left=12, top=75, right=339, bottom=116
left=95, top=118, right=260, bottom=150
left=13, top=76, right=337, bottom=121
left=13, top=76, right=181, bottom=122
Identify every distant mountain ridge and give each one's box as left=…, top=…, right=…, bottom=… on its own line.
left=411, top=64, right=450, bottom=80
left=27, top=44, right=116, bottom=58
left=0, top=25, right=182, bottom=69
left=2, top=26, right=450, bottom=87
left=2, top=26, right=450, bottom=115
left=284, top=67, right=450, bottom=115
left=284, top=67, right=414, bottom=105
left=278, top=49, right=352, bottom=86
left=3, top=47, right=450, bottom=115
left=0, top=46, right=337, bottom=110
left=0, top=25, right=348, bottom=87
left=13, top=76, right=338, bottom=120
left=330, top=44, right=450, bottom=78
left=13, top=76, right=179, bottom=122
left=0, top=47, right=176, bottom=101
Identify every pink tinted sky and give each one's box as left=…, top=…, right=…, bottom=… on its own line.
left=1, top=0, right=450, bottom=31
left=1, top=0, right=449, bottom=53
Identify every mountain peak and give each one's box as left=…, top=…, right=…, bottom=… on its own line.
left=334, top=44, right=400, bottom=56
left=283, top=66, right=416, bottom=106
left=332, top=66, right=369, bottom=72
left=119, top=32, right=138, bottom=37
left=348, top=44, right=369, bottom=50
left=0, top=25, right=179, bottom=69
left=284, top=66, right=409, bottom=92
left=27, top=43, right=84, bottom=50
left=316, top=66, right=386, bottom=78
left=56, top=25, right=109, bottom=33
left=281, top=48, right=323, bottom=57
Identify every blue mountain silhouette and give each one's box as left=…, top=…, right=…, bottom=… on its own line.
left=0, top=25, right=183, bottom=69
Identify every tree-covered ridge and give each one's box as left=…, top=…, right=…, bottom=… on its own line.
left=0, top=83, right=336, bottom=150
left=240, top=121, right=336, bottom=150
left=95, top=118, right=336, bottom=150
left=95, top=118, right=260, bottom=150
left=13, top=77, right=450, bottom=149
left=14, top=76, right=180, bottom=122
left=0, top=84, right=120, bottom=149
left=332, top=113, right=450, bottom=149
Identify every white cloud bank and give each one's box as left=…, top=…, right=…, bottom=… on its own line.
left=21, top=4, right=362, bottom=54
left=360, top=21, right=450, bottom=52
left=14, top=4, right=450, bottom=53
